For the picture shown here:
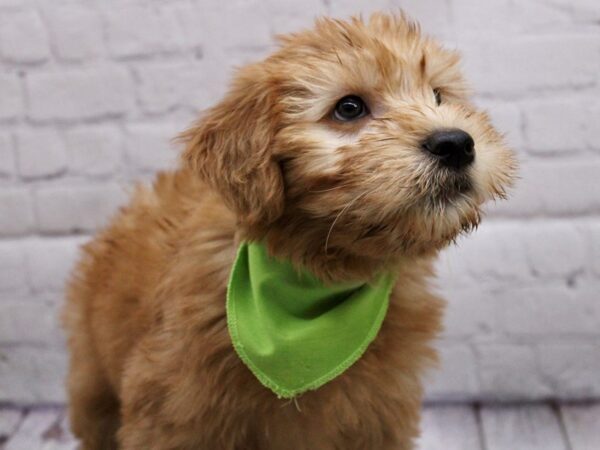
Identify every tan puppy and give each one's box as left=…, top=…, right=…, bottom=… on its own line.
left=64, top=13, right=516, bottom=450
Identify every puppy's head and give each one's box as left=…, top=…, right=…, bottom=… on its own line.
left=182, top=13, right=517, bottom=279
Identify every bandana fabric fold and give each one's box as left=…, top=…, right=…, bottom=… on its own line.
left=226, top=241, right=395, bottom=398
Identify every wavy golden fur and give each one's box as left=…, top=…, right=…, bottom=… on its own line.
left=64, top=13, right=516, bottom=449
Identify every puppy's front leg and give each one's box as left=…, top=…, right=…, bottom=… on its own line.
left=117, top=326, right=259, bottom=450
left=117, top=332, right=210, bottom=450
left=117, top=338, right=179, bottom=450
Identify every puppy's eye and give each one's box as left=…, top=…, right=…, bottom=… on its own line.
left=333, top=95, right=368, bottom=121
left=433, top=88, right=442, bottom=106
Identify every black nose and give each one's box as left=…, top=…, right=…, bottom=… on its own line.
left=422, top=129, right=475, bottom=170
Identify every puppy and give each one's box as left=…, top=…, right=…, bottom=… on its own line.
left=64, top=13, right=516, bottom=450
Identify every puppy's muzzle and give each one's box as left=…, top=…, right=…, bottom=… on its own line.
left=422, top=128, right=475, bottom=170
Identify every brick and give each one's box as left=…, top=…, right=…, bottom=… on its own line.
left=589, top=224, right=600, bottom=276
left=327, top=1, right=453, bottom=37
left=0, top=0, right=26, bottom=7
left=34, top=184, right=127, bottom=234
left=586, top=102, right=600, bottom=152
left=0, top=241, right=27, bottom=295
left=175, top=1, right=272, bottom=56
left=0, top=10, right=50, bottom=63
left=463, top=221, right=586, bottom=280
left=549, top=0, right=600, bottom=22
left=476, top=344, right=552, bottom=400
left=397, top=0, right=452, bottom=37
left=0, top=133, right=16, bottom=176
left=125, top=123, right=179, bottom=173
left=65, top=125, right=123, bottom=177
left=537, top=343, right=600, bottom=399
left=452, top=223, right=530, bottom=282
left=488, top=160, right=600, bottom=217
left=134, top=62, right=210, bottom=114
left=198, top=52, right=248, bottom=105
left=452, top=0, right=569, bottom=33
left=441, top=286, right=497, bottom=338
left=104, top=4, right=184, bottom=58
left=328, top=0, right=394, bottom=17
left=451, top=0, right=511, bottom=32
left=573, top=1, right=600, bottom=21
left=0, top=346, right=67, bottom=403
left=0, top=73, right=23, bottom=120
left=170, top=5, right=204, bottom=55
left=0, top=297, right=60, bottom=343
left=533, top=160, right=600, bottom=216
left=0, top=188, right=35, bottom=236
left=16, top=129, right=67, bottom=179
left=24, top=237, right=85, bottom=293
left=498, top=284, right=600, bottom=336
left=26, top=67, right=134, bottom=121
left=264, top=0, right=328, bottom=35
left=521, top=222, right=585, bottom=278
left=523, top=99, right=592, bottom=154
left=44, top=5, right=104, bottom=61
left=514, top=0, right=573, bottom=30
left=462, top=35, right=600, bottom=96
left=426, top=342, right=479, bottom=401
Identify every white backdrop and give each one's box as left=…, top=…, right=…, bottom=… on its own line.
left=0, top=0, right=599, bottom=404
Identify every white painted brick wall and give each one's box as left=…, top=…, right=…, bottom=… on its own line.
left=16, top=129, right=67, bottom=179
left=0, top=0, right=598, bottom=405
left=0, top=9, right=49, bottom=64
left=0, top=188, right=34, bottom=236
left=44, top=5, right=105, bottom=62
left=34, top=184, right=129, bottom=234
left=0, top=133, right=16, bottom=176
left=26, top=67, right=135, bottom=122
left=65, top=126, right=123, bottom=177
left=0, top=74, right=22, bottom=121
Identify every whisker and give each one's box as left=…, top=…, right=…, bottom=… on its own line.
left=309, top=183, right=353, bottom=193
left=311, top=180, right=412, bottom=194
left=335, top=51, right=343, bottom=66
left=324, top=189, right=373, bottom=254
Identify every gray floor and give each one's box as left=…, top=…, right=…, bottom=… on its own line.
left=1, top=403, right=598, bottom=449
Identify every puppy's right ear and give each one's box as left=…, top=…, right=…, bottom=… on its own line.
left=179, top=64, right=284, bottom=226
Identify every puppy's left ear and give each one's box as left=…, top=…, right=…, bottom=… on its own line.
left=180, top=64, right=284, bottom=226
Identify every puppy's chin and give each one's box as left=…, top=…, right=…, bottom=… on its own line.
left=382, top=204, right=479, bottom=259
left=319, top=198, right=481, bottom=266
left=406, top=184, right=483, bottom=252
left=357, top=187, right=483, bottom=261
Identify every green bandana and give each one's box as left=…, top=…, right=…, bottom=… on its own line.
left=227, top=241, right=395, bottom=398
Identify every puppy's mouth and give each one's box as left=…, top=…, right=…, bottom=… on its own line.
left=419, top=170, right=481, bottom=238
left=425, top=170, right=473, bottom=207
left=437, top=173, right=472, bottom=200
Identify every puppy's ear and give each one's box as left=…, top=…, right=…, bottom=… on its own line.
left=180, top=64, right=284, bottom=226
